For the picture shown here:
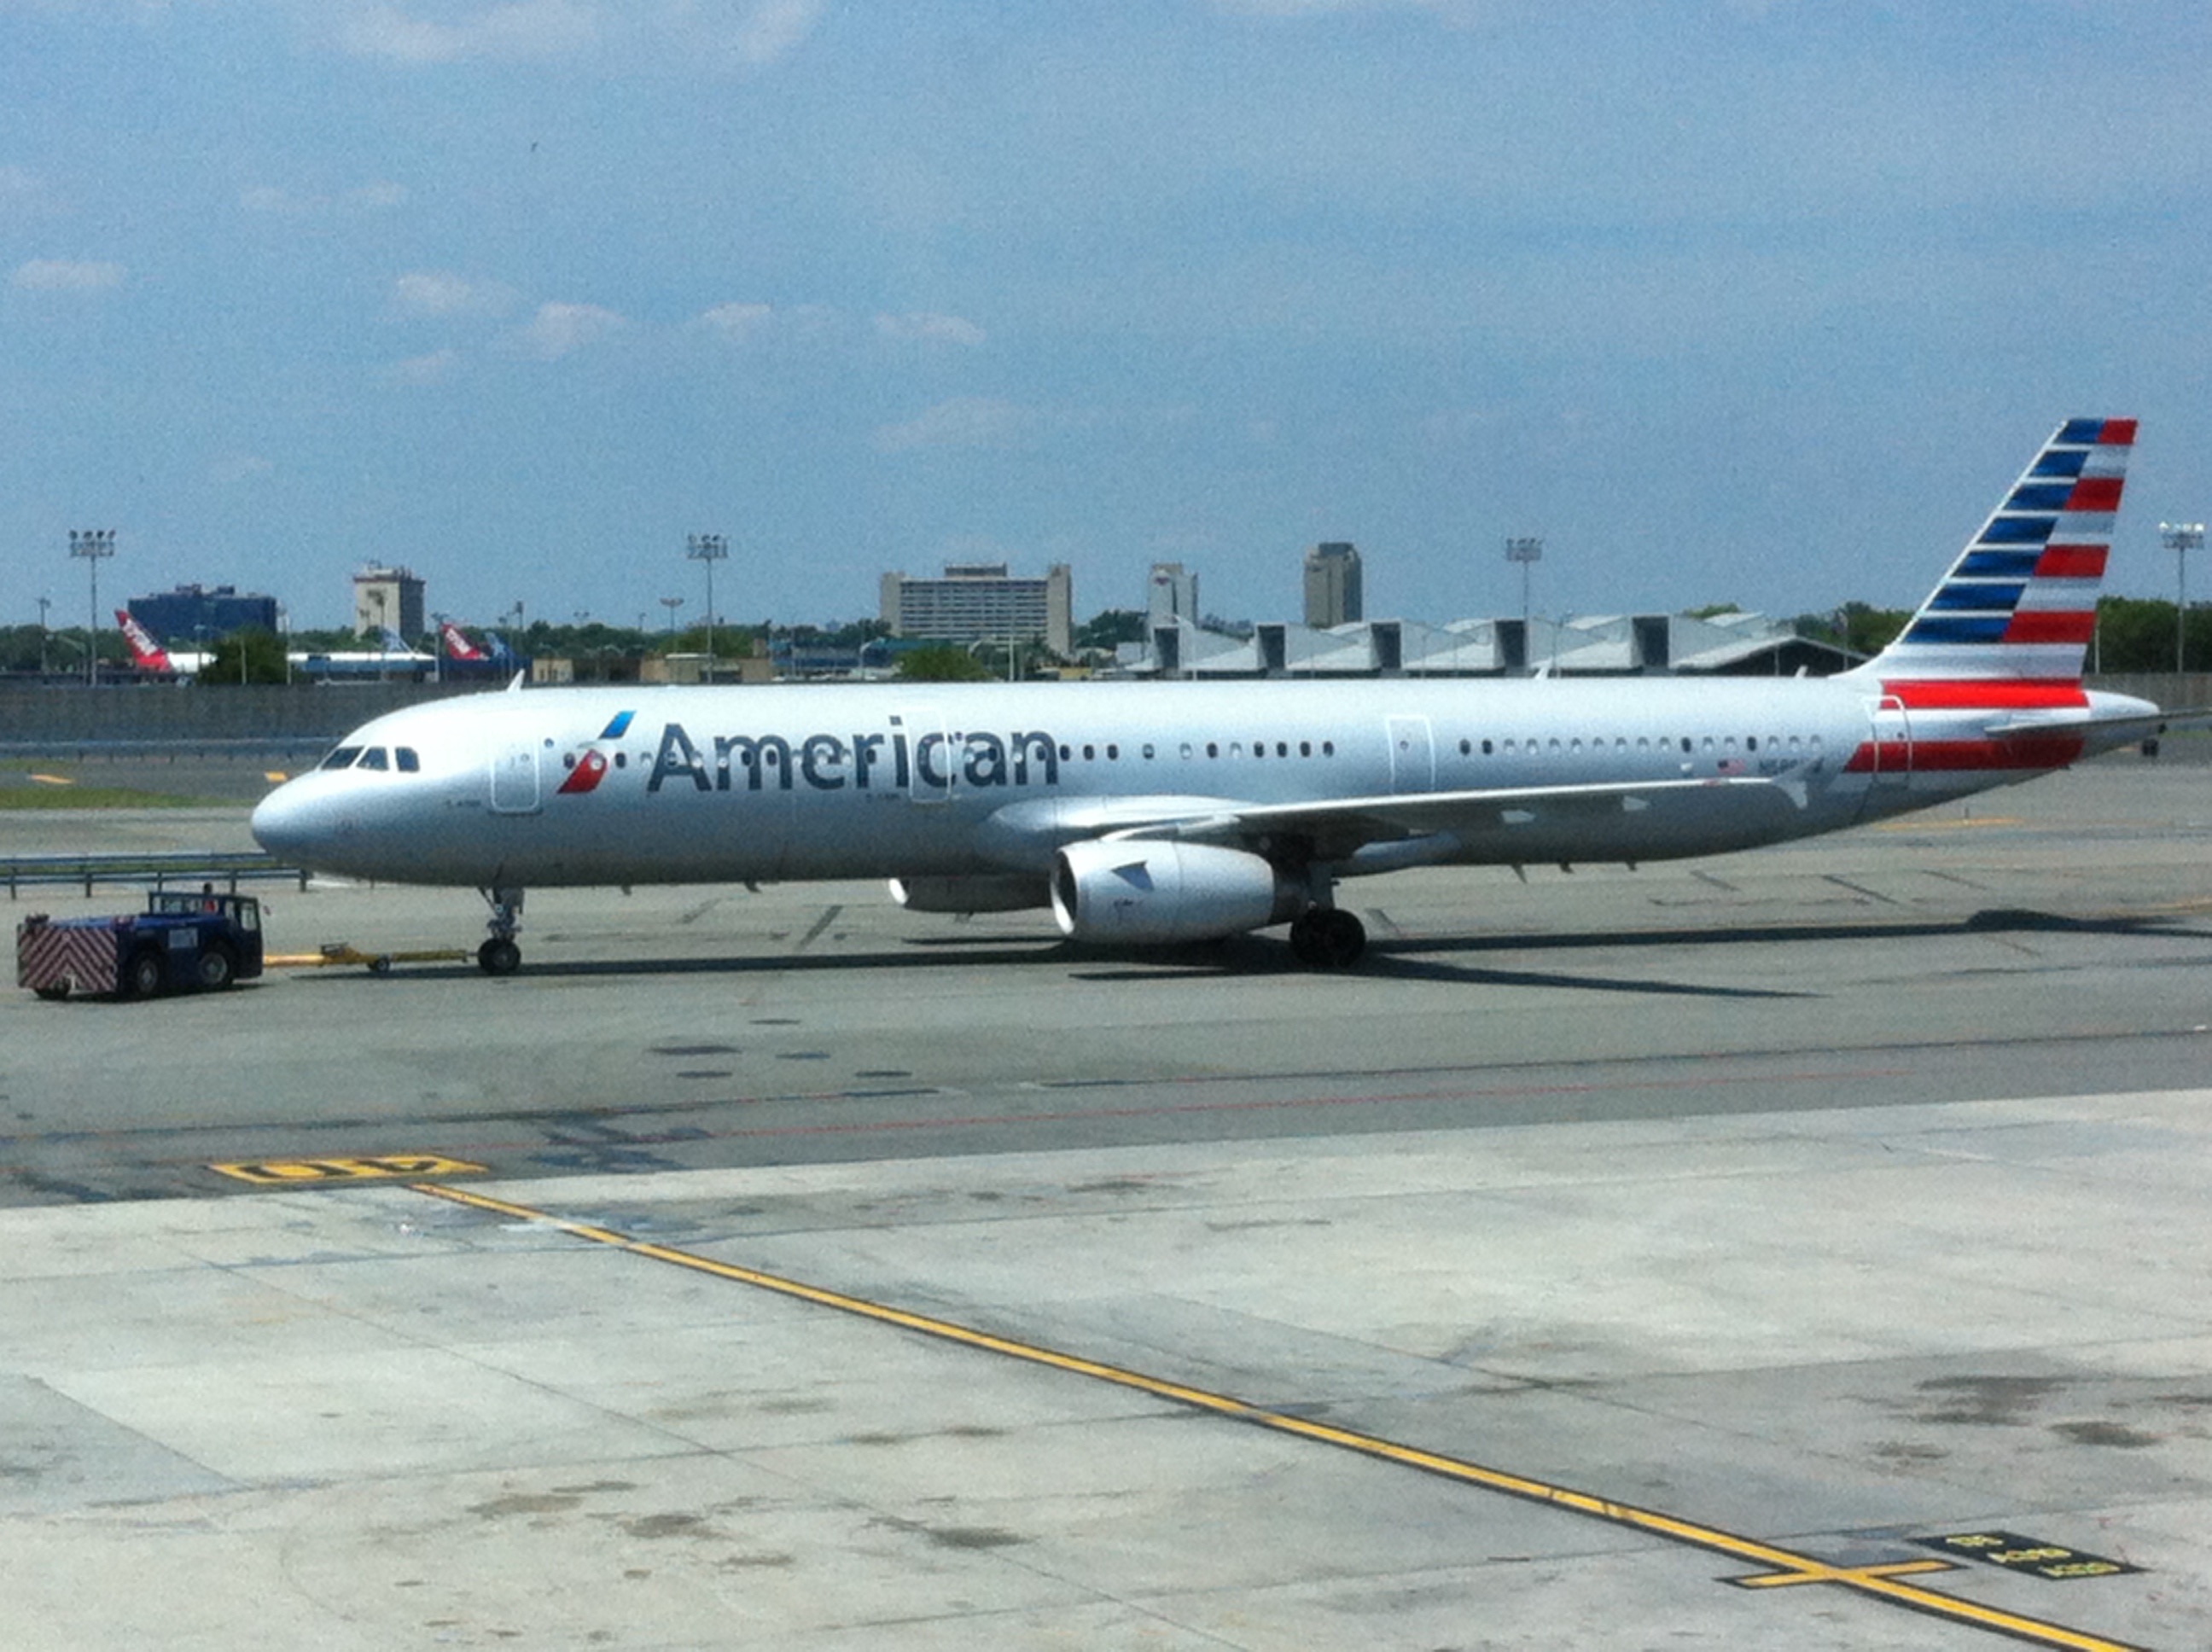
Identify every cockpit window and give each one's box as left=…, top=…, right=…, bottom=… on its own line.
left=320, top=746, right=364, bottom=771
left=396, top=747, right=420, bottom=772
left=357, top=747, right=390, bottom=771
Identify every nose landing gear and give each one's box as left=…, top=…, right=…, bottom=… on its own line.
left=478, top=887, right=525, bottom=974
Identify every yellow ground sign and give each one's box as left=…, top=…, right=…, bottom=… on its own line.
left=211, top=1155, right=486, bottom=1186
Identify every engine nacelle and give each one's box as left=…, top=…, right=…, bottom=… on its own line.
left=888, top=874, right=1051, bottom=915
left=1051, top=840, right=1301, bottom=945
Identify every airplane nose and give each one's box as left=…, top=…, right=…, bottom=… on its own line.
left=250, top=780, right=328, bottom=863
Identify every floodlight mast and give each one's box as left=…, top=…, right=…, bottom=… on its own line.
left=686, top=533, right=727, bottom=672
left=69, top=529, right=115, bottom=686
left=2161, top=521, right=2203, bottom=681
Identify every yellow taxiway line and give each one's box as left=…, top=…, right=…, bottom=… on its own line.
left=410, top=1181, right=2145, bottom=1652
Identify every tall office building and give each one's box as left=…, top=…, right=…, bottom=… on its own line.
left=880, top=561, right=1073, bottom=655
left=352, top=564, right=426, bottom=638
left=1147, top=561, right=1198, bottom=630
left=1302, top=542, right=1363, bottom=628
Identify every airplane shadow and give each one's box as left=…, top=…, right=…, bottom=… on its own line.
left=283, top=907, right=2203, bottom=994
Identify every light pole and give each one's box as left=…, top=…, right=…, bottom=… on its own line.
left=660, top=596, right=684, bottom=643
left=2162, top=521, right=2203, bottom=681
left=36, top=596, right=51, bottom=673
left=687, top=533, right=727, bottom=672
left=69, top=529, right=115, bottom=686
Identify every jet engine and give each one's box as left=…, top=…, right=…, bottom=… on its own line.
left=888, top=874, right=1051, bottom=914
left=1050, top=840, right=1302, bottom=945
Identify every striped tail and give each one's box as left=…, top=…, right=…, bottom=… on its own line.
left=1851, top=417, right=2133, bottom=685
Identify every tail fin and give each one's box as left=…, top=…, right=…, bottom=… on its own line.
left=1850, top=417, right=2133, bottom=683
left=440, top=620, right=487, bottom=661
left=115, top=610, right=174, bottom=671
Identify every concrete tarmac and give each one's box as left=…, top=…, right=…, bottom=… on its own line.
left=3, top=749, right=2210, bottom=1648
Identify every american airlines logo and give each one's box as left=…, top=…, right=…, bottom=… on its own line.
left=556, top=711, right=635, bottom=795
left=626, top=718, right=1063, bottom=795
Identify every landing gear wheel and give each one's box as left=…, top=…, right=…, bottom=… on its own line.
left=195, top=944, right=236, bottom=992
left=1289, top=908, right=1366, bottom=969
left=34, top=984, right=69, bottom=1002
left=477, top=937, right=522, bottom=975
left=125, top=949, right=166, bottom=998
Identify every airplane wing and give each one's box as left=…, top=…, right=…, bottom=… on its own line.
left=1045, top=776, right=1804, bottom=865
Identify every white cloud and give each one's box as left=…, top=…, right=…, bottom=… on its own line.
left=388, top=348, right=461, bottom=386
left=874, top=396, right=1033, bottom=454
left=732, top=0, right=824, bottom=67
left=511, top=300, right=625, bottom=359
left=697, top=300, right=841, bottom=345
left=338, top=1, right=599, bottom=65
left=699, top=300, right=776, bottom=343
left=393, top=270, right=517, bottom=317
left=11, top=259, right=125, bottom=293
left=875, top=311, right=987, bottom=347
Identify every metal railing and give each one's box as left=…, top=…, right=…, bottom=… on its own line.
left=3, top=851, right=308, bottom=899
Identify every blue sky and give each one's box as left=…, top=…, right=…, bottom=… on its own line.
left=6, top=1, right=2209, bottom=634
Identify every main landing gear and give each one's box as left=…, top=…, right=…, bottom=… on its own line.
left=1288, top=905, right=1365, bottom=969
left=478, top=887, right=524, bottom=975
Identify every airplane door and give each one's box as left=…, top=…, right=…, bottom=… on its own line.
left=895, top=707, right=958, bottom=804
left=1870, top=695, right=1911, bottom=788
left=1387, top=716, right=1436, bottom=794
left=489, top=740, right=541, bottom=814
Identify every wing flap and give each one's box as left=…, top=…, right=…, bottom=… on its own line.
left=1105, top=777, right=1805, bottom=865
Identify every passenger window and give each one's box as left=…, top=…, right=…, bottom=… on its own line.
left=396, top=747, right=421, bottom=772
left=1300, top=741, right=1312, bottom=757
left=1107, top=744, right=1119, bottom=759
left=1458, top=738, right=1471, bottom=756
left=1142, top=743, right=1155, bottom=759
left=1276, top=742, right=1288, bottom=757
left=1680, top=738, right=1692, bottom=753
left=1206, top=742, right=1219, bottom=759
left=1082, top=744, right=1095, bottom=761
left=1322, top=741, right=1335, bottom=756
left=614, top=752, right=627, bottom=768
left=1745, top=736, right=1757, bottom=753
left=320, top=746, right=363, bottom=771
left=1481, top=739, right=1493, bottom=755
left=357, top=747, right=389, bottom=771
left=1179, top=742, right=1193, bottom=759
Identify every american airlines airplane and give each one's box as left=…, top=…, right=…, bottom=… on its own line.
left=252, top=419, right=2173, bottom=974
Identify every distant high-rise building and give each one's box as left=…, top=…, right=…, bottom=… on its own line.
left=880, top=561, right=1073, bottom=655
left=1147, top=561, right=1198, bottom=631
left=352, top=565, right=425, bottom=639
left=1302, top=542, right=1363, bottom=628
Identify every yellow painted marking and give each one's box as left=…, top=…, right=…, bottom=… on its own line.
left=1733, top=1558, right=1957, bottom=1588
left=409, top=1182, right=2145, bottom=1652
left=29, top=773, right=74, bottom=786
left=263, top=771, right=288, bottom=783
left=212, top=1155, right=485, bottom=1185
